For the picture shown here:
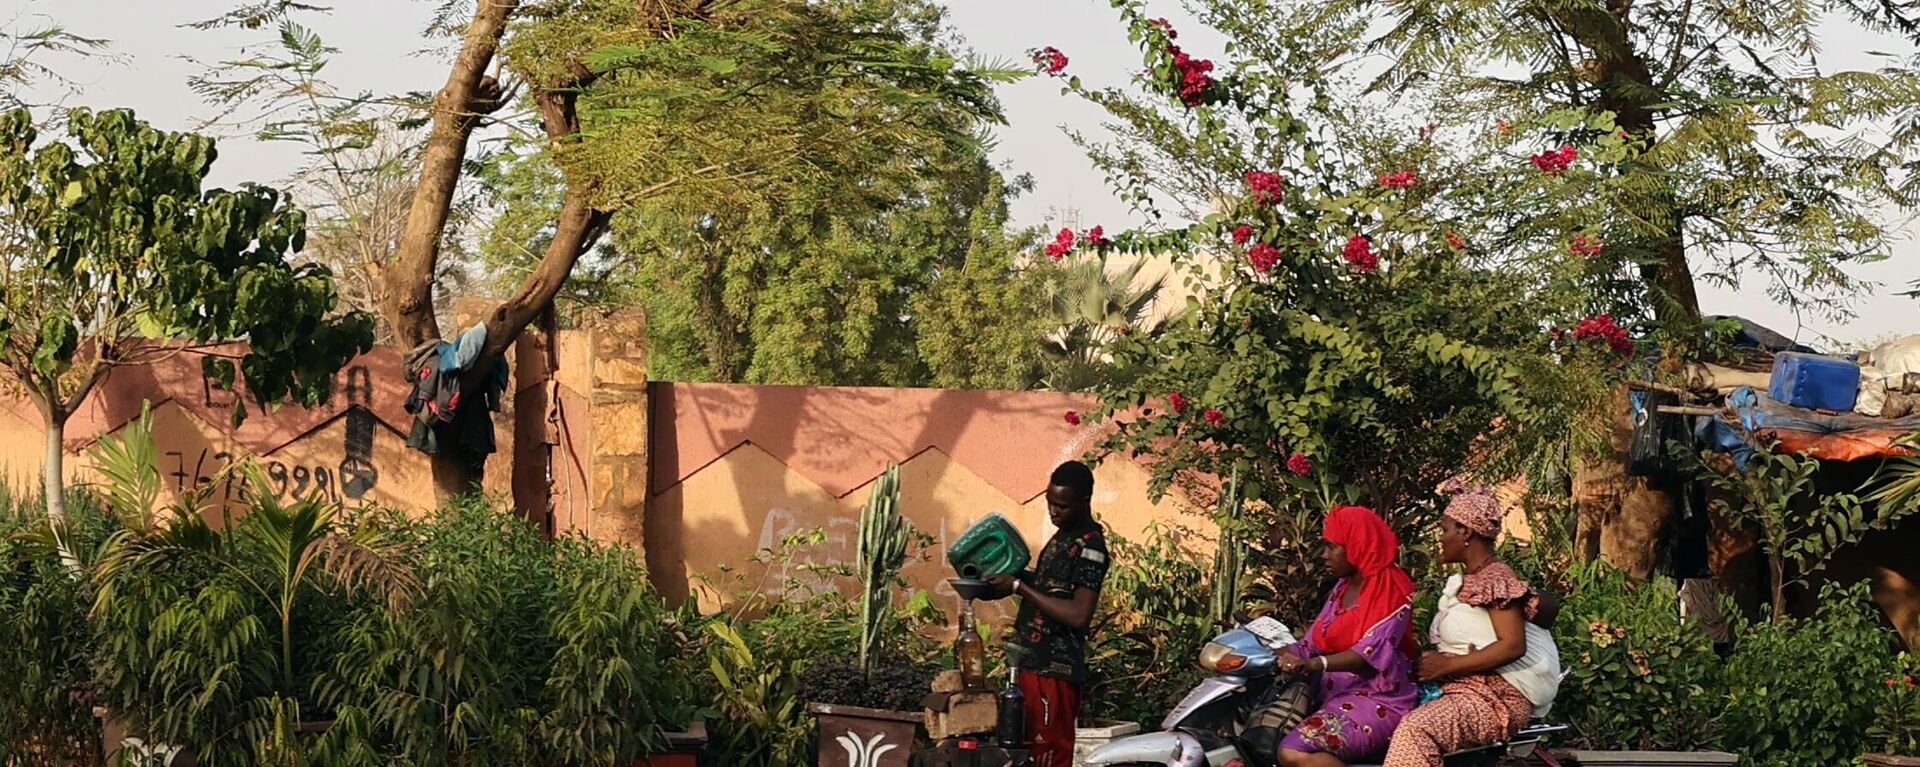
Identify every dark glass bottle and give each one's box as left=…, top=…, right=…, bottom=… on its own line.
left=996, top=667, right=1026, bottom=749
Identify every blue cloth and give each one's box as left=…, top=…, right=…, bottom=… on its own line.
left=438, top=323, right=489, bottom=372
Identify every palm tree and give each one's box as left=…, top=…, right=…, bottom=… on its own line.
left=1038, top=257, right=1184, bottom=391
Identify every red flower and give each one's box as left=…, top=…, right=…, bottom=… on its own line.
left=1325, top=734, right=1343, bottom=750
left=1342, top=235, right=1378, bottom=273
left=1086, top=225, right=1111, bottom=248
left=1168, top=391, right=1188, bottom=414
left=1044, top=227, right=1076, bottom=260
left=1232, top=224, right=1255, bottom=244
left=1379, top=170, right=1419, bottom=190
left=1445, top=230, right=1466, bottom=250
left=1572, top=313, right=1634, bottom=355
left=1152, top=18, right=1178, bottom=39
left=1245, top=171, right=1285, bottom=206
left=1032, top=47, right=1069, bottom=75
left=1247, top=242, right=1281, bottom=274
left=1497, top=120, right=1513, bottom=135
left=1419, top=122, right=1438, bottom=140
left=1203, top=408, right=1225, bottom=427
left=1531, top=144, right=1578, bottom=174
left=1569, top=234, right=1603, bottom=257
left=1167, top=44, right=1216, bottom=107
left=1063, top=410, right=1082, bottom=426
left=1286, top=453, right=1312, bottom=476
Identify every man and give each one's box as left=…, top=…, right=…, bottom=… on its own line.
left=984, top=461, right=1110, bottom=767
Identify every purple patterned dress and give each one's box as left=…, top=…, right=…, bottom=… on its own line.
left=1278, top=581, right=1419, bottom=762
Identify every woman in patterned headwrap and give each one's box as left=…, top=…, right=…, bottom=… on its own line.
left=1382, top=484, right=1562, bottom=767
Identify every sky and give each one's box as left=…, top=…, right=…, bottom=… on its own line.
left=4, top=0, right=1915, bottom=349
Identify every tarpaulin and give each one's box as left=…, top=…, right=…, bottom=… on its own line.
left=1708, top=386, right=1920, bottom=462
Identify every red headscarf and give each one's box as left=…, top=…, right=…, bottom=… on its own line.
left=1312, top=505, right=1418, bottom=657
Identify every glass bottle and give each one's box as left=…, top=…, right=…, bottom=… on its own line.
left=955, top=598, right=986, bottom=691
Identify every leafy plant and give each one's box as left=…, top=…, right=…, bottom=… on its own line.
left=1720, top=582, right=1900, bottom=766
left=1690, top=449, right=1913, bottom=621
left=1870, top=653, right=1920, bottom=757
left=0, top=107, right=373, bottom=520
left=1084, top=527, right=1217, bottom=727
left=0, top=482, right=109, bottom=766
left=1549, top=561, right=1724, bottom=751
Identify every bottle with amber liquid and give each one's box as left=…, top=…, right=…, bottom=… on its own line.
left=954, top=597, right=986, bottom=691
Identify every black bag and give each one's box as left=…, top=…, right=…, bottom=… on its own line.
left=1626, top=389, right=1681, bottom=478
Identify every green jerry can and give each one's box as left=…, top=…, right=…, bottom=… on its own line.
left=946, top=512, right=1031, bottom=579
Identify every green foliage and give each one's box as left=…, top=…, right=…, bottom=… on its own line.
left=0, top=483, right=110, bottom=765
left=1083, top=527, right=1218, bottom=728
left=1721, top=582, right=1902, bottom=766
left=476, top=0, right=1043, bottom=388
left=1297, top=0, right=1920, bottom=332
left=0, top=107, right=373, bottom=515
left=1038, top=257, right=1183, bottom=392
left=1549, top=562, right=1724, bottom=751
left=1872, top=653, right=1920, bottom=757
left=1691, top=449, right=1912, bottom=619
left=1067, top=3, right=1621, bottom=617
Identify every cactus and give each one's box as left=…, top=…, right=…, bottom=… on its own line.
left=1208, top=466, right=1244, bottom=627
left=857, top=463, right=912, bottom=674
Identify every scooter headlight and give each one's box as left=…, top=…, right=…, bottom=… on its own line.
left=1198, top=641, right=1248, bottom=673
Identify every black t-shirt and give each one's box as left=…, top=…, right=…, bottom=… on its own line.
left=1005, top=520, right=1110, bottom=683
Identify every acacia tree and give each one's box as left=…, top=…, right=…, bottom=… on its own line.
left=0, top=108, right=374, bottom=520
left=1059, top=2, right=1624, bottom=617
left=196, top=0, right=1019, bottom=491
left=1330, top=0, right=1920, bottom=340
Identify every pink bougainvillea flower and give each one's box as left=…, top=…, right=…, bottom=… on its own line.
left=1152, top=17, right=1178, bottom=38
left=1063, top=410, right=1082, bottom=426
left=1342, top=235, right=1378, bottom=273
left=1032, top=47, right=1069, bottom=75
left=1419, top=122, right=1439, bottom=141
left=1247, top=242, right=1281, bottom=274
left=1379, top=170, right=1419, bottom=190
left=1085, top=225, right=1112, bottom=248
left=1569, top=234, right=1603, bottom=257
left=1530, top=144, right=1578, bottom=174
left=1167, top=44, right=1216, bottom=107
left=1044, top=227, right=1076, bottom=260
left=1286, top=452, right=1312, bottom=475
left=1203, top=408, right=1225, bottom=427
left=1232, top=224, right=1255, bottom=244
left=1244, top=171, right=1285, bottom=206
left=1168, top=391, right=1188, bottom=414
left=1445, top=230, right=1467, bottom=250
left=1573, top=313, right=1633, bottom=355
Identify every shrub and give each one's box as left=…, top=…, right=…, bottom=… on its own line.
left=1869, top=652, right=1920, bottom=757
left=1548, top=562, right=1724, bottom=751
left=1721, top=582, right=1901, bottom=766
left=0, top=485, right=110, bottom=766
left=1083, top=527, right=1217, bottom=727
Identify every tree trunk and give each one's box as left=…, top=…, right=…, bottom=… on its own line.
left=42, top=412, right=66, bottom=523
left=381, top=0, right=519, bottom=349
left=1768, top=549, right=1787, bottom=623
left=1551, top=3, right=1705, bottom=332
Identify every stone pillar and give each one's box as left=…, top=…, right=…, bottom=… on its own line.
left=587, top=309, right=649, bottom=547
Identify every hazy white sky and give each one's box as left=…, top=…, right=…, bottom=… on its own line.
left=5, top=0, right=1914, bottom=348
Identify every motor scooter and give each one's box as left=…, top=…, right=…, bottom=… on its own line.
left=1084, top=617, right=1565, bottom=767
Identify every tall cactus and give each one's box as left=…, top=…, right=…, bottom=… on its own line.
left=857, top=463, right=912, bottom=674
left=1208, top=467, right=1244, bottom=627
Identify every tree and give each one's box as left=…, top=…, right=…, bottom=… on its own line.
left=0, top=108, right=374, bottom=520
left=1037, top=257, right=1183, bottom=392
left=197, top=0, right=1022, bottom=491
left=1321, top=0, right=1920, bottom=341
left=1060, top=3, right=1620, bottom=617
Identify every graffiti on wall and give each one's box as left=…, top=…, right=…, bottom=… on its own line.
left=169, top=364, right=388, bottom=508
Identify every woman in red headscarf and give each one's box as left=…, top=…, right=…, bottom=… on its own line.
left=1272, top=506, right=1421, bottom=767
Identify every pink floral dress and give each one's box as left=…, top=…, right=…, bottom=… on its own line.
left=1383, top=561, right=1540, bottom=767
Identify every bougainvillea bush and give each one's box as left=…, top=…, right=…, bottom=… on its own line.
left=1047, top=1, right=1634, bottom=618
